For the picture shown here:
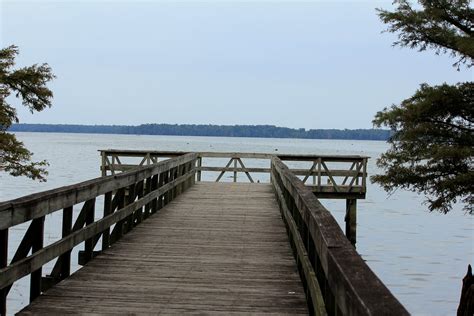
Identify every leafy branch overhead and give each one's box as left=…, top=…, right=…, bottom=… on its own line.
left=0, top=45, right=55, bottom=181
left=373, top=83, right=473, bottom=214
left=373, top=0, right=474, bottom=214
left=377, top=0, right=473, bottom=68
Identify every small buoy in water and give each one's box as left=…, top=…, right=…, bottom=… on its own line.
left=275, top=148, right=278, bottom=151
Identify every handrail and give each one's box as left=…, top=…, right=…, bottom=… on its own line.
left=99, top=149, right=368, bottom=199
left=0, top=153, right=198, bottom=315
left=99, top=149, right=369, bottom=160
left=270, top=156, right=408, bottom=315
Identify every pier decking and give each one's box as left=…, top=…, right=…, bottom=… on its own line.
left=0, top=151, right=408, bottom=315
left=19, top=183, right=308, bottom=314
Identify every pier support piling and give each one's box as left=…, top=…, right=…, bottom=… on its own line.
left=345, top=199, right=357, bottom=246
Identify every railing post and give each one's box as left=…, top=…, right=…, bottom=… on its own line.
left=0, top=229, right=8, bottom=315
left=362, top=158, right=367, bottom=189
left=137, top=180, right=145, bottom=223
left=143, top=177, right=152, bottom=219
left=126, top=183, right=136, bottom=232
left=83, top=199, right=96, bottom=264
left=100, top=151, right=107, bottom=177
left=197, top=156, right=202, bottom=182
left=233, top=158, right=237, bottom=182
left=317, top=158, right=322, bottom=191
left=176, top=164, right=183, bottom=196
left=30, top=216, right=45, bottom=302
left=164, top=171, right=170, bottom=206
left=345, top=199, right=357, bottom=246
left=169, top=168, right=176, bottom=200
left=191, top=160, right=196, bottom=185
left=60, top=207, right=73, bottom=279
left=151, top=174, right=159, bottom=213
left=111, top=188, right=126, bottom=244
left=102, top=192, right=113, bottom=250
left=158, top=171, right=165, bottom=209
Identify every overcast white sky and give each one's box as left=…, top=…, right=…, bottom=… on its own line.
left=1, top=0, right=471, bottom=129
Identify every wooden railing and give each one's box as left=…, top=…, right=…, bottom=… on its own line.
left=270, top=156, right=408, bottom=316
left=99, top=150, right=368, bottom=200
left=0, top=153, right=198, bottom=315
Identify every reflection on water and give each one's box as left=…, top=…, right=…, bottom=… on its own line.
left=1, top=132, right=472, bottom=316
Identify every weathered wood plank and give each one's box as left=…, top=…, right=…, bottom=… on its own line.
left=273, top=180, right=327, bottom=315
left=0, top=172, right=195, bottom=289
left=18, top=183, right=308, bottom=315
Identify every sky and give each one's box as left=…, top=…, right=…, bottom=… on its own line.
left=1, top=0, right=472, bottom=129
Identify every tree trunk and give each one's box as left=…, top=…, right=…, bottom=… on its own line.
left=457, top=264, right=474, bottom=316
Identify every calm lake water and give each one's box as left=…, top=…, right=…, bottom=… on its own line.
left=1, top=132, right=473, bottom=315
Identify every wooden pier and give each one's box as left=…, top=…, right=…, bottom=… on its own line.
left=0, top=151, right=408, bottom=315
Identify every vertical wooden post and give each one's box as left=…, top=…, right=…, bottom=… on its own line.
left=197, top=157, right=202, bottom=182
left=163, top=171, right=170, bottom=206
left=143, top=177, right=152, bottom=219
left=190, top=160, right=193, bottom=185
left=312, top=160, right=316, bottom=185
left=174, top=166, right=179, bottom=197
left=176, top=165, right=182, bottom=196
left=101, top=151, right=107, bottom=177
left=181, top=163, right=187, bottom=191
left=345, top=199, right=357, bottom=246
left=169, top=168, right=175, bottom=201
left=126, top=183, right=136, bottom=232
left=102, top=192, right=113, bottom=250
left=317, top=158, right=322, bottom=191
left=111, top=155, right=116, bottom=175
left=151, top=174, right=159, bottom=213
left=83, top=199, right=96, bottom=264
left=182, top=162, right=189, bottom=190
left=174, top=166, right=179, bottom=198
left=191, top=160, right=196, bottom=186
left=269, top=159, right=273, bottom=184
left=60, top=207, right=73, bottom=279
left=233, top=158, right=237, bottom=182
left=136, top=180, right=144, bottom=224
left=112, top=188, right=126, bottom=244
left=362, top=158, right=367, bottom=189
left=30, top=216, right=45, bottom=302
left=0, top=229, right=8, bottom=315
left=191, top=160, right=196, bottom=185
left=158, top=172, right=165, bottom=210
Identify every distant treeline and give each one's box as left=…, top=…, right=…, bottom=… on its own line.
left=9, top=124, right=391, bottom=141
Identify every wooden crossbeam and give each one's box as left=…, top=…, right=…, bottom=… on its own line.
left=341, top=162, right=356, bottom=185
left=346, top=162, right=364, bottom=192
left=320, top=161, right=339, bottom=192
left=302, top=161, right=318, bottom=184
left=215, top=158, right=234, bottom=182
left=236, top=158, right=254, bottom=183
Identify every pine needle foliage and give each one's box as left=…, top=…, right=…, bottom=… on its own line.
left=374, top=1, right=473, bottom=214
left=0, top=45, right=55, bottom=181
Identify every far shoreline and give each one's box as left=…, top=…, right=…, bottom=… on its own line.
left=10, top=123, right=391, bottom=142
